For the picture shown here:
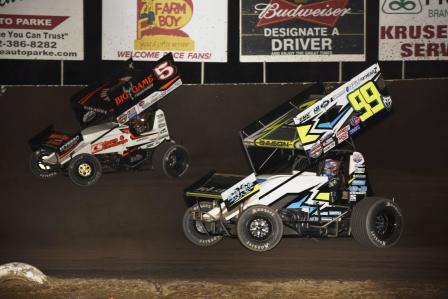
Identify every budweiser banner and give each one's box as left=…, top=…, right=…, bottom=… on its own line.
left=379, top=0, right=448, bottom=60
left=0, top=0, right=84, bottom=60
left=240, top=0, right=366, bottom=62
left=102, top=0, right=228, bottom=62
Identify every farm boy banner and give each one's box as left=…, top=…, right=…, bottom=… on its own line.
left=102, top=0, right=228, bottom=62
left=0, top=0, right=84, bottom=60
left=379, top=0, right=448, bottom=60
left=240, top=0, right=366, bottom=62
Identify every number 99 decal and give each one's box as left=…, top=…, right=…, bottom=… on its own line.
left=348, top=81, right=385, bottom=122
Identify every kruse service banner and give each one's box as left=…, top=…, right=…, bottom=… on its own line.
left=0, top=0, right=84, bottom=60
left=102, top=0, right=228, bottom=62
left=379, top=0, right=448, bottom=60
left=240, top=0, right=366, bottom=62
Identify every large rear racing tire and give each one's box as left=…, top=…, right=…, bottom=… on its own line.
left=351, top=197, right=403, bottom=248
left=153, top=142, right=189, bottom=178
left=182, top=202, right=223, bottom=247
left=29, top=150, right=58, bottom=179
left=68, top=154, right=102, bottom=187
left=237, top=205, right=283, bottom=252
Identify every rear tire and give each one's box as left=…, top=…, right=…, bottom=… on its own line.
left=153, top=142, right=189, bottom=178
left=182, top=202, right=223, bottom=247
left=29, top=150, right=58, bottom=179
left=237, top=205, right=283, bottom=252
left=68, top=154, right=102, bottom=187
left=351, top=197, right=403, bottom=248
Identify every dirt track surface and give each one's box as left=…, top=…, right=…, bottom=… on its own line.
left=1, top=278, right=447, bottom=299
left=0, top=80, right=447, bottom=290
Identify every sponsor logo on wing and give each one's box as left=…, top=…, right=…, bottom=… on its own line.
left=383, top=96, right=393, bottom=111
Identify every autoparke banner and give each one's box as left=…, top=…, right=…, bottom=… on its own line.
left=240, top=0, right=366, bottom=62
left=102, top=0, right=228, bottom=62
left=0, top=0, right=84, bottom=60
left=379, top=0, right=448, bottom=60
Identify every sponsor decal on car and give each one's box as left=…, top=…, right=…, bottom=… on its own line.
left=352, top=152, right=365, bottom=165
left=309, top=143, right=323, bottom=158
left=350, top=116, right=360, bottom=127
left=255, top=139, right=294, bottom=149
left=222, top=173, right=260, bottom=209
left=351, top=180, right=366, bottom=186
left=49, top=133, right=70, bottom=141
left=349, top=185, right=367, bottom=193
left=92, top=135, right=128, bottom=154
left=336, top=125, right=350, bottom=144
left=354, top=167, right=365, bottom=174
left=82, top=110, right=97, bottom=123
left=383, top=95, right=392, bottom=111
left=349, top=124, right=361, bottom=135
left=323, top=139, right=336, bottom=153
left=127, top=107, right=138, bottom=120
left=117, top=114, right=128, bottom=124
left=113, top=74, right=154, bottom=106
left=59, top=135, right=80, bottom=153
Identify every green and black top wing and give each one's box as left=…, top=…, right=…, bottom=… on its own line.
left=241, top=83, right=326, bottom=150
left=239, top=83, right=325, bottom=173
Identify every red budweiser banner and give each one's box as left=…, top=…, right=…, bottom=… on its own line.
left=255, top=0, right=350, bottom=27
left=0, top=14, right=69, bottom=30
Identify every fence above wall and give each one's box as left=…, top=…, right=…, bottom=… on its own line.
left=1, top=0, right=447, bottom=86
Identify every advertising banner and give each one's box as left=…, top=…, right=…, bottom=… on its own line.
left=102, top=0, right=228, bottom=62
left=0, top=0, right=84, bottom=60
left=240, top=0, right=366, bottom=62
left=379, top=0, right=448, bottom=60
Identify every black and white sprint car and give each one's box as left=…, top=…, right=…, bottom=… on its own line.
left=29, top=54, right=189, bottom=186
left=182, top=64, right=403, bottom=252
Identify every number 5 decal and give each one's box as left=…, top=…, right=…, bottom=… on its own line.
left=154, top=61, right=176, bottom=80
left=348, top=81, right=385, bottom=122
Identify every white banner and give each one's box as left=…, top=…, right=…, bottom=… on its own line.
left=0, top=0, right=84, bottom=60
left=379, top=0, right=448, bottom=60
left=102, top=0, right=228, bottom=62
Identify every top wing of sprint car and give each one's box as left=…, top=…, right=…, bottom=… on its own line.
left=70, top=53, right=182, bottom=128
left=29, top=53, right=182, bottom=153
left=240, top=64, right=392, bottom=174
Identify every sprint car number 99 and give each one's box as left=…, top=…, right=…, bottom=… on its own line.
left=348, top=81, right=385, bottom=122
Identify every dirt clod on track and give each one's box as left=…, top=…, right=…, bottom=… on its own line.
left=1, top=277, right=447, bottom=299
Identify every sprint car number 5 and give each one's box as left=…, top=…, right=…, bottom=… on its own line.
left=154, top=61, right=175, bottom=80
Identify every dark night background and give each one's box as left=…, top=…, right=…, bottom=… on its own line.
left=0, top=1, right=448, bottom=295
left=1, top=0, right=447, bottom=85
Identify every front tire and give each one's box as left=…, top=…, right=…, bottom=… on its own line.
left=68, top=154, right=102, bottom=187
left=29, top=150, right=58, bottom=179
left=153, top=142, right=189, bottom=178
left=237, top=205, right=283, bottom=252
left=182, top=202, right=223, bottom=247
left=351, top=197, right=404, bottom=248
